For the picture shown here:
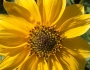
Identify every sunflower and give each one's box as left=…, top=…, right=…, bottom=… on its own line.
left=0, top=0, right=90, bottom=70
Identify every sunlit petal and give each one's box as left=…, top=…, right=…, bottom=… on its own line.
left=0, top=47, right=29, bottom=70
left=15, top=0, right=41, bottom=23
left=58, top=14, right=90, bottom=38
left=62, top=37, right=90, bottom=58
left=55, top=4, right=84, bottom=28
left=37, top=0, right=66, bottom=25
left=19, top=54, right=36, bottom=70
left=0, top=42, right=28, bottom=56
left=0, top=15, right=34, bottom=37
left=3, top=0, right=35, bottom=22
left=56, top=49, right=85, bottom=70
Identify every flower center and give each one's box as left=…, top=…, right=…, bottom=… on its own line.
left=29, top=26, right=62, bottom=59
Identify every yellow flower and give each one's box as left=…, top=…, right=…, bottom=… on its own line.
left=0, top=0, right=90, bottom=70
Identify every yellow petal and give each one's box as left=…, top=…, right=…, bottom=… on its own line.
left=0, top=29, right=28, bottom=47
left=30, top=57, right=39, bottom=70
left=44, top=60, right=49, bottom=70
left=56, top=49, right=85, bottom=70
left=55, top=51, right=69, bottom=70
left=50, top=55, right=63, bottom=70
left=0, top=42, right=27, bottom=55
left=36, top=58, right=48, bottom=70
left=15, top=0, right=41, bottom=23
left=19, top=54, right=36, bottom=70
left=0, top=15, right=34, bottom=37
left=3, top=0, right=34, bottom=22
left=64, top=24, right=90, bottom=38
left=0, top=15, right=32, bottom=47
left=37, top=58, right=44, bottom=70
left=0, top=47, right=29, bottom=70
left=37, top=57, right=49, bottom=70
left=52, top=61, right=63, bottom=70
left=37, top=0, right=46, bottom=24
left=55, top=4, right=84, bottom=28
left=58, top=14, right=90, bottom=38
left=62, top=37, right=90, bottom=58
left=38, top=0, right=66, bottom=25
left=48, top=57, right=53, bottom=70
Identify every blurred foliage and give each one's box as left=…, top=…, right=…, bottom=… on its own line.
left=0, top=0, right=7, bottom=13
left=0, top=0, right=90, bottom=70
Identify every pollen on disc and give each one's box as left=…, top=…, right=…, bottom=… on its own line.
left=28, top=26, right=62, bottom=59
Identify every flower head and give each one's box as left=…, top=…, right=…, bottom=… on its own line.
left=0, top=0, right=90, bottom=70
